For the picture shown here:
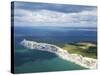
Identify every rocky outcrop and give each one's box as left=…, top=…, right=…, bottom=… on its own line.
left=20, top=39, right=97, bottom=69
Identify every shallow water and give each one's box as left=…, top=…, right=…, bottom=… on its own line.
left=15, top=49, right=86, bottom=74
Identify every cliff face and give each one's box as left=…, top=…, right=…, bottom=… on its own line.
left=20, top=39, right=97, bottom=69
left=20, top=39, right=58, bottom=53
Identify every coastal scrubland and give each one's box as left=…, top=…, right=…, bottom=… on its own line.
left=57, top=42, right=97, bottom=59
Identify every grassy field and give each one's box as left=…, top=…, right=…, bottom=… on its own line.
left=57, top=42, right=97, bottom=59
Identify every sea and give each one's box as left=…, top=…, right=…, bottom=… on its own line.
left=13, top=26, right=97, bottom=73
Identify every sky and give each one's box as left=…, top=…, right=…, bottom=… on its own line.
left=12, top=1, right=97, bottom=27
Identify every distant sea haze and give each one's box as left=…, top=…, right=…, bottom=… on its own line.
left=14, top=26, right=97, bottom=44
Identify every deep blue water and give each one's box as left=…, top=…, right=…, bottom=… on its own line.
left=14, top=26, right=97, bottom=73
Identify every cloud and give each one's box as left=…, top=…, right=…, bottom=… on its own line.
left=14, top=8, right=97, bottom=27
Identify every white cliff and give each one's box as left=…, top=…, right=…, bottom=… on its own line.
left=20, top=39, right=97, bottom=69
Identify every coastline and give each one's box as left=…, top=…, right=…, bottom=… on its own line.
left=20, top=39, right=97, bottom=69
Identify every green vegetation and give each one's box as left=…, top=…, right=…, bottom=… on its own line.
left=57, top=42, right=97, bottom=59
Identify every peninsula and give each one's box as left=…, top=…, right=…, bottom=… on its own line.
left=20, top=39, right=97, bottom=69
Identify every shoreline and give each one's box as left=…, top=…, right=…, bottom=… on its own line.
left=20, top=39, right=97, bottom=69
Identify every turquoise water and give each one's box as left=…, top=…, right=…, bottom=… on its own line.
left=14, top=26, right=96, bottom=73
left=15, top=49, right=86, bottom=74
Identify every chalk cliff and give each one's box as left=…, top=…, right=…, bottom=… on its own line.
left=20, top=39, right=97, bottom=69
